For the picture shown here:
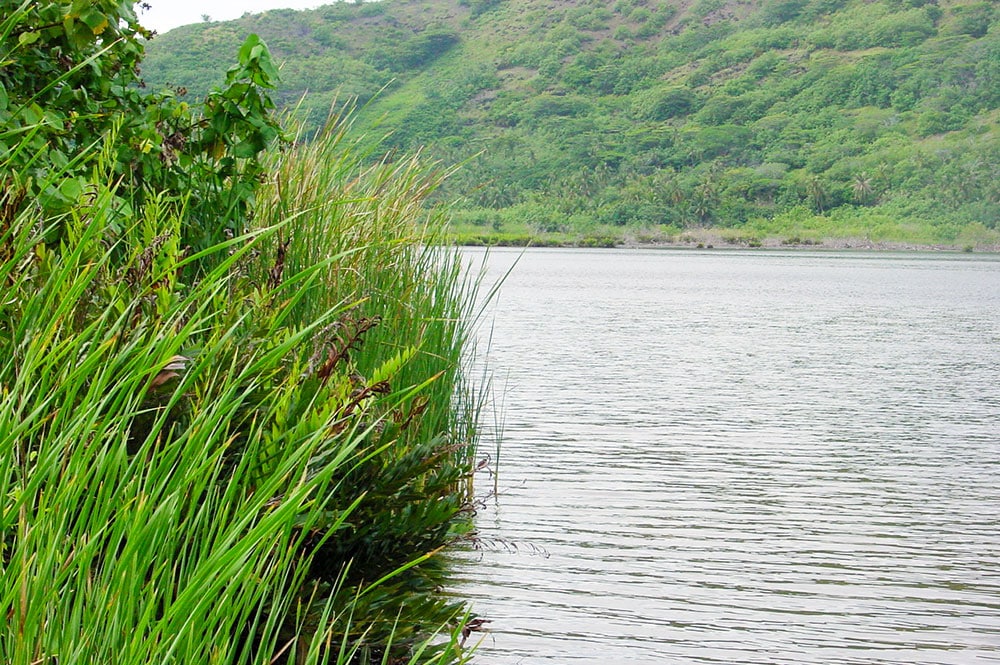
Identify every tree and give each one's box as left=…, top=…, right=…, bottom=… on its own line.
left=0, top=1, right=285, bottom=252
left=645, top=87, right=697, bottom=120
left=1, top=0, right=151, bottom=211
left=807, top=175, right=827, bottom=213
left=852, top=172, right=874, bottom=205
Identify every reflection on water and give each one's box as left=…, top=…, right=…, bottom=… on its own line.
left=457, top=248, right=1000, bottom=665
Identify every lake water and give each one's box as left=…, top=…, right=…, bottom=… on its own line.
left=456, top=247, right=1000, bottom=665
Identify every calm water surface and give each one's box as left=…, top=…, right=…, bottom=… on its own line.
left=457, top=248, right=1000, bottom=665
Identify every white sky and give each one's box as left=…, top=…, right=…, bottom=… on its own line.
left=136, top=1, right=333, bottom=34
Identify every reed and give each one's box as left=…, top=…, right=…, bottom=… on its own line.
left=1, top=107, right=483, bottom=663
left=250, top=106, right=488, bottom=658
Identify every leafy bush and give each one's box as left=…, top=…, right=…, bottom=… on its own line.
left=760, top=0, right=809, bottom=26
left=640, top=86, right=698, bottom=120
left=946, top=2, right=995, bottom=38
left=461, top=0, right=505, bottom=19
left=370, top=29, right=460, bottom=70
left=0, top=2, right=285, bottom=254
left=526, top=93, right=593, bottom=118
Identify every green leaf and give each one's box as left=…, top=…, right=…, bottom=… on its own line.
left=221, top=82, right=251, bottom=101
left=58, top=177, right=83, bottom=202
left=20, top=103, right=43, bottom=125
left=79, top=8, right=110, bottom=35
left=232, top=139, right=260, bottom=159
left=50, top=149, right=69, bottom=169
left=18, top=31, right=40, bottom=46
left=238, top=34, right=262, bottom=66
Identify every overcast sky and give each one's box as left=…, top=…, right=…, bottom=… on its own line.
left=137, top=1, right=333, bottom=34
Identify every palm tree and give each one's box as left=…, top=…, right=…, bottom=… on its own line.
left=691, top=185, right=717, bottom=224
left=852, top=172, right=874, bottom=205
left=806, top=176, right=826, bottom=213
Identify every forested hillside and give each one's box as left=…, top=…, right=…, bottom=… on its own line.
left=142, top=0, right=1000, bottom=247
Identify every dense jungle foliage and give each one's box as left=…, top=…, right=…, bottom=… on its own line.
left=141, top=0, right=1000, bottom=247
left=1, top=1, right=482, bottom=663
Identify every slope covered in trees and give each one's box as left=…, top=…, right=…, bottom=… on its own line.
left=142, top=0, right=1000, bottom=247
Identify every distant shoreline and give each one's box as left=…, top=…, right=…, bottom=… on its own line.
left=453, top=232, right=1000, bottom=253
left=620, top=236, right=1000, bottom=253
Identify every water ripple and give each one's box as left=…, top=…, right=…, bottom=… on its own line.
left=458, top=249, right=1000, bottom=665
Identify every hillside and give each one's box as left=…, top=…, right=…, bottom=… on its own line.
left=142, top=0, right=1000, bottom=248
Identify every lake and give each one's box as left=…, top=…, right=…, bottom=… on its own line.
left=456, top=247, right=1000, bottom=665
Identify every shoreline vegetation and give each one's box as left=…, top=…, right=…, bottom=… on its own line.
left=449, top=223, right=1000, bottom=252
left=452, top=229, right=1000, bottom=252
left=2, top=4, right=483, bottom=664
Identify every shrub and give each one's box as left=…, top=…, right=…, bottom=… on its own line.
left=760, top=0, right=809, bottom=26
left=0, top=3, right=285, bottom=255
left=642, top=86, right=698, bottom=120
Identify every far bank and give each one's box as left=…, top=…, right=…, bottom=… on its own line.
left=448, top=215, right=1000, bottom=253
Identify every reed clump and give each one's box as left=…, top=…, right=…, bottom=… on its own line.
left=1, top=55, right=481, bottom=665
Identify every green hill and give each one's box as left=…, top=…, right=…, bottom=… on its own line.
left=141, top=0, right=1000, bottom=248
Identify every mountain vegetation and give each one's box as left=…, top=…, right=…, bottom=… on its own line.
left=142, top=0, right=1000, bottom=247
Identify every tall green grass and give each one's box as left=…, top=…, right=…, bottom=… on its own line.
left=0, top=112, right=483, bottom=663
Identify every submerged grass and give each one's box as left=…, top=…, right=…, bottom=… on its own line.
left=0, top=109, right=484, bottom=664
